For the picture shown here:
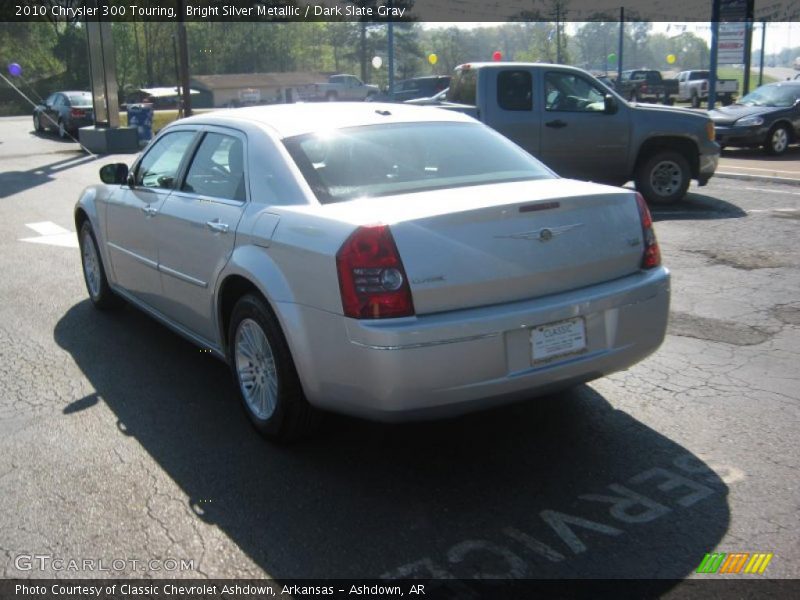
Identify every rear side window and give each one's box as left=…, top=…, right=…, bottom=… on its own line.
left=497, top=70, right=532, bottom=111
left=448, top=68, right=477, bottom=105
left=135, top=131, right=195, bottom=189
left=182, top=133, right=246, bottom=201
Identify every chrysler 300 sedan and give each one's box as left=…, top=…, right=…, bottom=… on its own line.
left=75, top=103, right=670, bottom=441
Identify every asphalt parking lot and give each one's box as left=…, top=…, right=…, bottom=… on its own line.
left=0, top=115, right=798, bottom=586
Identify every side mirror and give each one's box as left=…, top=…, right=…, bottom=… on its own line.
left=604, top=94, right=619, bottom=115
left=99, top=163, right=129, bottom=185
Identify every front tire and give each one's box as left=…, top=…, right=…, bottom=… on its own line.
left=764, top=124, right=790, bottom=156
left=635, top=151, right=691, bottom=205
left=34, top=114, right=44, bottom=132
left=58, top=119, right=67, bottom=139
left=229, top=294, right=319, bottom=442
left=79, top=221, right=123, bottom=310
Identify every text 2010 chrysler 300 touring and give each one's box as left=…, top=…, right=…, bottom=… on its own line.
left=75, top=103, right=670, bottom=441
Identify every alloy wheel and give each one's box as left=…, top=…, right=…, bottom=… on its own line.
left=235, top=318, right=278, bottom=420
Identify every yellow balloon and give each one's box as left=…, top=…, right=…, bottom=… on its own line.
left=428, top=53, right=438, bottom=65
left=667, top=54, right=676, bottom=64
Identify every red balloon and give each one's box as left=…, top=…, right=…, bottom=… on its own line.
left=492, top=51, right=502, bottom=62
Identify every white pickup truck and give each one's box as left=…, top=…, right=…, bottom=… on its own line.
left=300, top=74, right=379, bottom=102
left=677, top=70, right=738, bottom=107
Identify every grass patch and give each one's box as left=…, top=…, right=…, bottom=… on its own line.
left=118, top=108, right=215, bottom=133
left=717, top=67, right=777, bottom=94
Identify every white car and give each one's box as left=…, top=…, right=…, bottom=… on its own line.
left=76, top=103, right=670, bottom=441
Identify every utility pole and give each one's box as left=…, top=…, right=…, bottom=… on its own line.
left=618, top=7, right=624, bottom=84
left=388, top=1, right=395, bottom=97
left=742, top=1, right=755, bottom=95
left=555, top=4, right=561, bottom=64
left=709, top=0, right=720, bottom=110
left=177, top=0, right=192, bottom=117
left=758, top=19, right=766, bottom=87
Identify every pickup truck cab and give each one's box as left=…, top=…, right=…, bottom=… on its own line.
left=443, top=62, right=719, bottom=204
left=303, top=74, right=379, bottom=102
left=618, top=70, right=678, bottom=104
left=677, top=70, right=738, bottom=107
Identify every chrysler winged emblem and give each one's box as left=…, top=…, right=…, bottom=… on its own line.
left=495, top=223, right=584, bottom=242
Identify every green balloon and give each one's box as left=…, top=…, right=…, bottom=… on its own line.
left=607, top=53, right=617, bottom=63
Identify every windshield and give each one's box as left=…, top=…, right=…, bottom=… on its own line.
left=738, top=85, right=800, bottom=108
left=284, top=122, right=553, bottom=204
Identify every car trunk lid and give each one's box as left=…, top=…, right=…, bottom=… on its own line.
left=325, top=179, right=646, bottom=315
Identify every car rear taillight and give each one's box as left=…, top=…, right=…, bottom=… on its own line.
left=635, top=193, right=661, bottom=269
left=70, top=108, right=86, bottom=118
left=336, top=225, right=415, bottom=319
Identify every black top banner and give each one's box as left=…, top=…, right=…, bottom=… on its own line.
left=2, top=0, right=799, bottom=23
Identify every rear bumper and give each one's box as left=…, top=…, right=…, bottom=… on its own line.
left=278, top=267, right=670, bottom=422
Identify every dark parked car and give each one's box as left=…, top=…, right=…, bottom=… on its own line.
left=391, top=76, right=451, bottom=102
left=709, top=81, right=800, bottom=155
left=404, top=87, right=449, bottom=106
left=33, top=91, right=94, bottom=139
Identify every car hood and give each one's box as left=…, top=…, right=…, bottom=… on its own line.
left=708, top=104, right=776, bottom=125
left=631, top=103, right=711, bottom=130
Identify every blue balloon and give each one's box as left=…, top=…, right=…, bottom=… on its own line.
left=8, top=63, right=22, bottom=77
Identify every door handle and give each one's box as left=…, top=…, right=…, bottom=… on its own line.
left=206, top=220, right=229, bottom=233
left=141, top=205, right=158, bottom=217
left=545, top=119, right=568, bottom=129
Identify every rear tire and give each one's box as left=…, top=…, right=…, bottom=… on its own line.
left=764, top=124, right=790, bottom=156
left=691, top=93, right=700, bottom=109
left=79, top=221, right=123, bottom=310
left=326, top=91, right=338, bottom=102
left=635, top=150, right=691, bottom=205
left=228, top=294, right=320, bottom=442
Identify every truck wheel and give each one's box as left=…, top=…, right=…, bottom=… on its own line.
left=635, top=151, right=691, bottom=205
left=721, top=95, right=733, bottom=106
left=764, top=124, right=790, bottom=156
left=691, top=93, right=700, bottom=109
left=326, top=91, right=338, bottom=102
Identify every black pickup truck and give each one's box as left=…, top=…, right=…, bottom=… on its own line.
left=617, top=70, right=679, bottom=104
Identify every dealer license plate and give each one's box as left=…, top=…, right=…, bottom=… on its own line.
left=531, top=317, right=587, bottom=363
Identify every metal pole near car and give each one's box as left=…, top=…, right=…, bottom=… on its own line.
left=708, top=0, right=720, bottom=110
left=388, top=1, right=395, bottom=98
left=758, top=19, right=766, bottom=87
left=617, top=7, right=624, bottom=85
left=177, top=0, right=192, bottom=117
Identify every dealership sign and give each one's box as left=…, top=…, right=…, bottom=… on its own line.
left=718, top=22, right=746, bottom=64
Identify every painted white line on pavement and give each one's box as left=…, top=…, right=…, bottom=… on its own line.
left=746, top=208, right=798, bottom=213
left=20, top=222, right=78, bottom=248
left=721, top=165, right=800, bottom=175
left=743, top=187, right=800, bottom=196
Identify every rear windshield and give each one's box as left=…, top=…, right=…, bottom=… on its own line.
left=284, top=122, right=553, bottom=204
left=689, top=71, right=709, bottom=81
left=67, top=92, right=92, bottom=106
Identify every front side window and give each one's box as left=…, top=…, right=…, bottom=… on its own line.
left=135, top=130, right=195, bottom=189
left=497, top=70, right=532, bottom=111
left=284, top=122, right=553, bottom=204
left=182, top=133, right=246, bottom=201
left=545, top=72, right=606, bottom=112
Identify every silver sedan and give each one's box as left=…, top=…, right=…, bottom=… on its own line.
left=75, top=103, right=670, bottom=441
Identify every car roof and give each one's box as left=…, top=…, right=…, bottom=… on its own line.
left=176, top=102, right=476, bottom=139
